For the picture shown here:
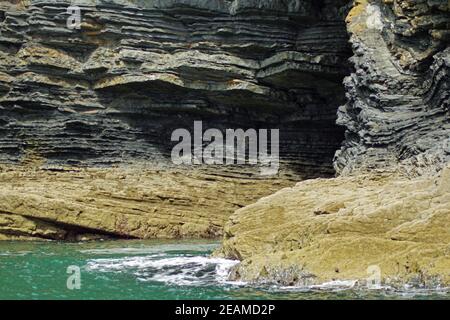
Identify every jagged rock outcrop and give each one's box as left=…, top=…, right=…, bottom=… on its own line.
left=334, top=0, right=449, bottom=176
left=0, top=0, right=352, bottom=239
left=0, top=0, right=448, bottom=289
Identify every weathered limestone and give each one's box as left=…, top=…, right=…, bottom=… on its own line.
left=0, top=0, right=354, bottom=240
left=0, top=0, right=351, bottom=176
left=0, top=0, right=448, bottom=288
left=0, top=163, right=293, bottom=239
left=217, top=165, right=450, bottom=287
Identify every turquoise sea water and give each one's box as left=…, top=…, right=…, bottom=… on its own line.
left=0, top=240, right=448, bottom=300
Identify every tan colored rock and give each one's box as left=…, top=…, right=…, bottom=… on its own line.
left=216, top=166, right=450, bottom=287
left=0, top=164, right=293, bottom=240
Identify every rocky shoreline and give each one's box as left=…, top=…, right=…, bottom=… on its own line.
left=0, top=0, right=449, bottom=287
left=214, top=0, right=449, bottom=287
left=216, top=165, right=450, bottom=287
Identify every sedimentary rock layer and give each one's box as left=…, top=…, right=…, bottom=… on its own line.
left=334, top=0, right=449, bottom=176
left=0, top=2, right=448, bottom=291
left=0, top=0, right=351, bottom=177
left=0, top=163, right=293, bottom=240
left=217, top=0, right=450, bottom=287
left=0, top=0, right=353, bottom=240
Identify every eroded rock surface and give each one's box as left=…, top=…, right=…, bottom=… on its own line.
left=0, top=0, right=353, bottom=239
left=335, top=0, right=449, bottom=176
left=0, top=163, right=293, bottom=239
left=0, top=0, right=448, bottom=289
left=217, top=165, right=450, bottom=287
left=0, top=0, right=351, bottom=176
left=217, top=0, right=450, bottom=287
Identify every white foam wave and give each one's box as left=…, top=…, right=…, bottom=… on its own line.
left=278, top=280, right=357, bottom=292
left=279, top=280, right=449, bottom=296
left=84, top=250, right=449, bottom=295
left=85, top=255, right=240, bottom=286
left=310, top=280, right=358, bottom=290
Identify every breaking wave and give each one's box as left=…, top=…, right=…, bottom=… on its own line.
left=86, top=254, right=240, bottom=286
left=81, top=242, right=448, bottom=298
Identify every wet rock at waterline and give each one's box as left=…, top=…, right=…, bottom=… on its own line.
left=216, top=165, right=450, bottom=287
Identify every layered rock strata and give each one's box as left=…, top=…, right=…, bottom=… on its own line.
left=335, top=0, right=449, bottom=176
left=0, top=163, right=292, bottom=240
left=0, top=0, right=352, bottom=239
left=0, top=0, right=448, bottom=288
left=0, top=0, right=351, bottom=176
left=218, top=0, right=450, bottom=287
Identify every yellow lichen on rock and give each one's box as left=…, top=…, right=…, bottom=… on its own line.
left=346, top=0, right=369, bottom=34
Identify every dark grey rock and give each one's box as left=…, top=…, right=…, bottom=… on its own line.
left=0, top=0, right=352, bottom=179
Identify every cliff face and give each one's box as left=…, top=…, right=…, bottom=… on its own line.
left=1, top=0, right=446, bottom=184
left=335, top=0, right=449, bottom=176
left=0, top=0, right=352, bottom=239
left=0, top=0, right=350, bottom=176
left=0, top=0, right=448, bottom=289
left=218, top=165, right=450, bottom=287
left=217, top=0, right=450, bottom=287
